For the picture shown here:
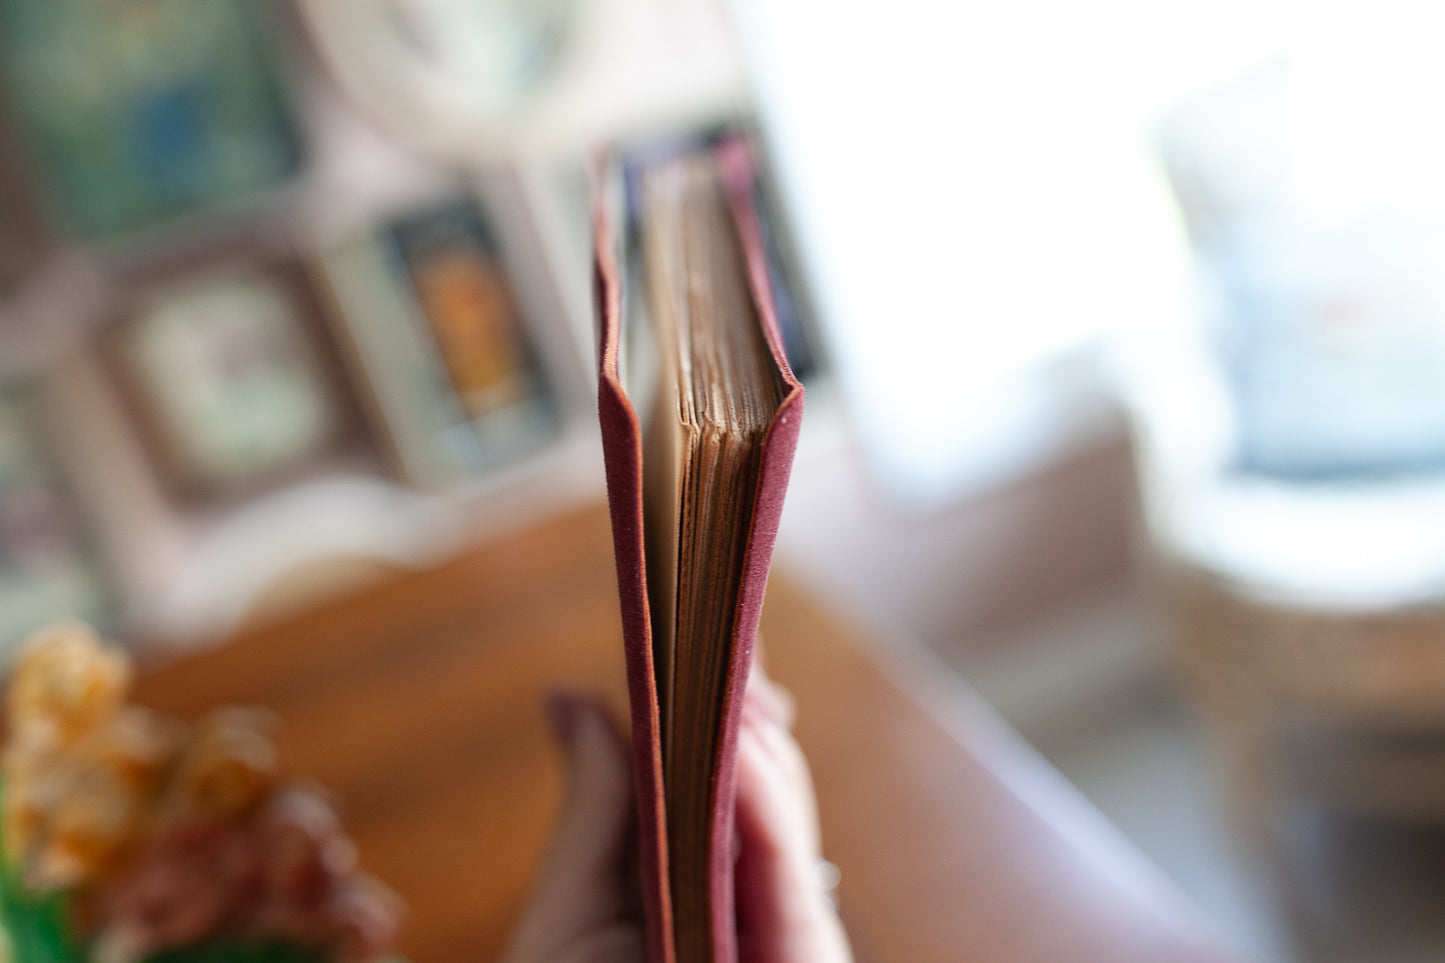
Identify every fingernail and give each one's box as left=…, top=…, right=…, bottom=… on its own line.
left=545, top=690, right=582, bottom=747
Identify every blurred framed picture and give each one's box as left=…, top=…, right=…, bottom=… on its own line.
left=0, top=204, right=29, bottom=294
left=0, top=0, right=300, bottom=242
left=0, top=99, right=46, bottom=294
left=317, top=196, right=557, bottom=487
left=110, top=260, right=354, bottom=501
left=0, top=384, right=112, bottom=657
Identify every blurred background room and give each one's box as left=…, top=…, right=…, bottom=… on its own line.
left=5, top=1, right=1445, bottom=961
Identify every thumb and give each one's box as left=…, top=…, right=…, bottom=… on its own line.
left=503, top=691, right=637, bottom=962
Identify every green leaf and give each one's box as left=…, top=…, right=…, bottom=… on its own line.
left=0, top=868, right=83, bottom=963
left=0, top=778, right=82, bottom=963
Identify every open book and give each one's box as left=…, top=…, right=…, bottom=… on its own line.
left=594, top=138, right=805, bottom=963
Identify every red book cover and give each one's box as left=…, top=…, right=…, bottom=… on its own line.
left=593, top=138, right=804, bottom=962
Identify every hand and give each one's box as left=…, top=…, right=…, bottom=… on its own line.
left=501, top=671, right=852, bottom=963
left=500, top=690, right=642, bottom=963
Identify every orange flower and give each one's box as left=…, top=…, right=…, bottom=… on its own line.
left=166, top=708, right=280, bottom=822
left=8, top=622, right=130, bottom=745
left=30, top=766, right=150, bottom=890
left=72, top=707, right=188, bottom=797
left=13, top=708, right=184, bottom=888
left=4, top=723, right=65, bottom=862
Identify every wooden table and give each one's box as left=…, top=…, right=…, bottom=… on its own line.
left=135, top=505, right=1239, bottom=963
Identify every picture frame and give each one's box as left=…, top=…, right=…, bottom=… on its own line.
left=0, top=176, right=32, bottom=294
left=0, top=381, right=113, bottom=657
left=108, top=256, right=359, bottom=503
left=0, top=96, right=48, bottom=295
left=316, top=194, right=558, bottom=488
left=0, top=0, right=302, bottom=243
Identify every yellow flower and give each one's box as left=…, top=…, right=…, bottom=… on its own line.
left=167, top=708, right=280, bottom=821
left=6, top=706, right=184, bottom=885
left=3, top=723, right=66, bottom=858
left=71, top=707, right=187, bottom=798
left=3, top=787, right=48, bottom=866
left=29, top=765, right=149, bottom=890
left=8, top=622, right=130, bottom=745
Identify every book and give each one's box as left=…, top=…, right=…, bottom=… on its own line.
left=594, top=137, right=805, bottom=963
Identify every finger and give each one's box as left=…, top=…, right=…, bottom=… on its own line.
left=540, top=693, right=635, bottom=905
left=502, top=692, right=637, bottom=962
left=734, top=712, right=852, bottom=963
left=740, top=706, right=818, bottom=853
left=745, top=665, right=796, bottom=730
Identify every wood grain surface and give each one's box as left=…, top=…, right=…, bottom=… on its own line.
left=134, top=504, right=1239, bottom=963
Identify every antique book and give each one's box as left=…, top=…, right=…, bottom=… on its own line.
left=594, top=138, right=804, bottom=963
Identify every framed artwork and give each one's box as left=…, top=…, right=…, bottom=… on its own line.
left=0, top=98, right=46, bottom=294
left=0, top=384, right=112, bottom=657
left=111, top=260, right=354, bottom=501
left=0, top=204, right=28, bottom=294
left=317, top=196, right=557, bottom=487
left=0, top=0, right=300, bottom=241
